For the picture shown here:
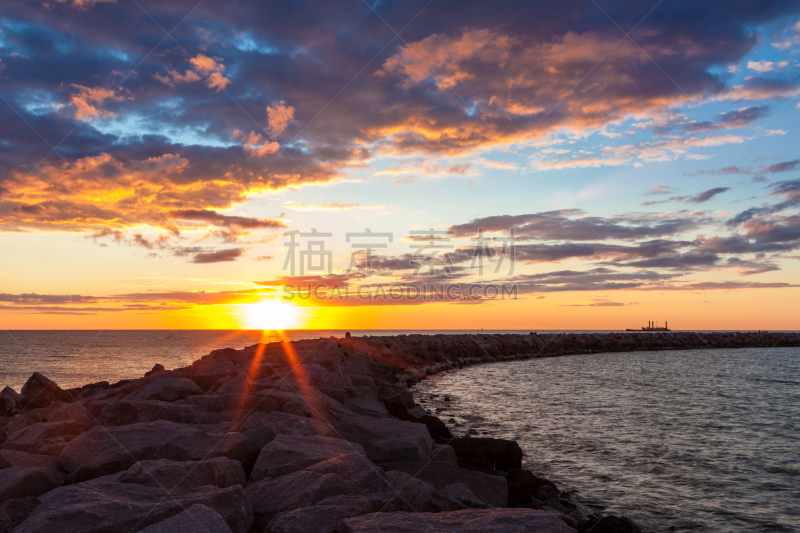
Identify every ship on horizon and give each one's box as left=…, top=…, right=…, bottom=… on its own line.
left=627, top=320, right=670, bottom=332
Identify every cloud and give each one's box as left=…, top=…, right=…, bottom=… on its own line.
left=686, top=187, right=730, bottom=203
left=286, top=203, right=385, bottom=211
left=190, top=248, right=246, bottom=263
left=449, top=210, right=703, bottom=241
left=266, top=101, right=295, bottom=137
left=154, top=54, right=231, bottom=92
left=2, top=0, right=799, bottom=269
left=152, top=69, right=202, bottom=88
left=643, top=187, right=730, bottom=205
left=70, top=85, right=129, bottom=120
left=684, top=106, right=770, bottom=132
left=53, top=0, right=116, bottom=9
left=761, top=160, right=799, bottom=173
left=645, top=185, right=676, bottom=195
left=233, top=129, right=280, bottom=157
left=720, top=78, right=800, bottom=101
left=746, top=60, right=790, bottom=73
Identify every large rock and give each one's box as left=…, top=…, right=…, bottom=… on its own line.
left=133, top=377, right=203, bottom=402
left=250, top=434, right=365, bottom=482
left=246, top=453, right=392, bottom=532
left=249, top=411, right=338, bottom=438
left=266, top=494, right=391, bottom=533
left=303, top=453, right=393, bottom=495
left=449, top=438, right=523, bottom=473
left=343, top=398, right=391, bottom=419
left=13, top=480, right=252, bottom=533
left=5, top=417, right=94, bottom=456
left=380, top=461, right=507, bottom=508
left=17, top=373, right=73, bottom=412
left=99, top=400, right=224, bottom=426
left=440, top=483, right=493, bottom=509
left=117, top=457, right=246, bottom=490
left=336, top=413, right=434, bottom=463
left=0, top=497, right=41, bottom=533
left=138, top=504, right=233, bottom=533
left=238, top=411, right=338, bottom=458
left=58, top=420, right=249, bottom=483
left=340, top=508, right=577, bottom=532
left=382, top=399, right=452, bottom=441
left=0, top=451, right=66, bottom=503
left=384, top=470, right=466, bottom=513
left=506, top=469, right=559, bottom=508
left=0, top=388, right=18, bottom=418
left=245, top=468, right=349, bottom=532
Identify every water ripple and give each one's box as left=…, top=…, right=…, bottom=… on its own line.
left=415, top=348, right=800, bottom=533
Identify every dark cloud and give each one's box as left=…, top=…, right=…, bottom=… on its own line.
left=686, top=187, right=731, bottom=203
left=762, top=160, right=800, bottom=173
left=190, top=248, right=246, bottom=263
left=170, top=210, right=286, bottom=229
left=643, top=187, right=730, bottom=205
left=727, top=179, right=800, bottom=226
left=448, top=210, right=702, bottom=241
left=645, top=185, right=677, bottom=195
left=684, top=106, right=770, bottom=132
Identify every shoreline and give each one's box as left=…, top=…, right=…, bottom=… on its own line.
left=1, top=331, right=798, bottom=532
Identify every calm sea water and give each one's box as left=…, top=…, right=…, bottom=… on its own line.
left=0, top=329, right=607, bottom=390
left=414, top=348, right=800, bottom=533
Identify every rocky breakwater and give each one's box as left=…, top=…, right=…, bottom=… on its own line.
left=0, top=331, right=797, bottom=533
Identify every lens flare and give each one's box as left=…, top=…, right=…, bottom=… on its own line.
left=245, top=299, right=300, bottom=330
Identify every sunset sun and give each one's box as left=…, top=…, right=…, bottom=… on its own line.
left=245, top=299, right=301, bottom=330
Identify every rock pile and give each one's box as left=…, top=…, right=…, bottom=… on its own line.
left=1, top=331, right=796, bottom=532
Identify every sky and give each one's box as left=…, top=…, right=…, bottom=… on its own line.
left=1, top=0, right=800, bottom=330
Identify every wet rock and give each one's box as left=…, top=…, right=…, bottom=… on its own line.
left=0, top=497, right=41, bottom=533
left=117, top=457, right=246, bottom=490
left=340, top=508, right=576, bottom=532
left=536, top=485, right=560, bottom=502
left=134, top=377, right=203, bottom=402
left=431, top=443, right=458, bottom=464
left=250, top=434, right=364, bottom=482
left=336, top=413, right=434, bottom=463
left=58, top=420, right=249, bottom=483
left=138, top=504, right=233, bottom=533
left=506, top=469, right=559, bottom=508
left=17, top=373, right=73, bottom=412
left=382, top=399, right=452, bottom=440
left=380, top=461, right=507, bottom=508
left=440, top=482, right=493, bottom=509
left=586, top=515, right=644, bottom=533
left=13, top=480, right=252, bottom=533
left=449, top=437, right=523, bottom=473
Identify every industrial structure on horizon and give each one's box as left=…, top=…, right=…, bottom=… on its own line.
left=627, top=321, right=670, bottom=332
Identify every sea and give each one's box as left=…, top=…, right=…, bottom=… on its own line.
left=1, top=330, right=798, bottom=532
